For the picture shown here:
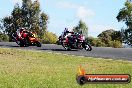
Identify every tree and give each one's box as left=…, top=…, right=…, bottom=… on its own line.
left=42, top=31, right=57, bottom=44
left=87, top=37, right=105, bottom=47
left=3, top=16, right=13, bottom=41
left=39, top=12, right=49, bottom=38
left=87, top=30, right=122, bottom=48
left=112, top=40, right=122, bottom=48
left=3, top=0, right=48, bottom=41
left=98, top=29, right=114, bottom=46
left=111, top=31, right=122, bottom=42
left=73, top=20, right=88, bottom=38
left=0, top=31, right=9, bottom=42
left=98, top=29, right=122, bottom=47
left=0, top=19, right=3, bottom=31
left=0, top=19, right=9, bottom=42
left=116, top=1, right=132, bottom=46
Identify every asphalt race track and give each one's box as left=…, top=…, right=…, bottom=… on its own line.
left=0, top=42, right=132, bottom=61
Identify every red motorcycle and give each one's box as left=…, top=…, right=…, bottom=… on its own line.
left=60, top=33, right=92, bottom=51
left=12, top=31, right=41, bottom=47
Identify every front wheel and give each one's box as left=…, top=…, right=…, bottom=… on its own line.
left=62, top=42, right=71, bottom=51
left=19, top=41, right=29, bottom=47
left=36, top=41, right=41, bottom=47
left=84, top=43, right=92, bottom=51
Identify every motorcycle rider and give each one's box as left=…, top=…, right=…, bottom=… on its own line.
left=16, top=28, right=25, bottom=39
left=60, top=28, right=92, bottom=51
left=61, top=28, right=75, bottom=44
left=16, top=27, right=31, bottom=44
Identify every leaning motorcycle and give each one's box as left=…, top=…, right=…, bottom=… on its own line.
left=12, top=31, right=41, bottom=47
left=60, top=33, right=92, bottom=51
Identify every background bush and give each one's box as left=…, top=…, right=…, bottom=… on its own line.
left=112, top=41, right=122, bottom=48
left=41, top=31, right=57, bottom=44
left=87, top=37, right=122, bottom=48
left=0, top=32, right=9, bottom=42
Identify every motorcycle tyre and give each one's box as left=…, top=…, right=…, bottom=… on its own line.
left=84, top=43, right=92, bottom=51
left=36, top=41, right=41, bottom=47
left=62, top=43, right=71, bottom=51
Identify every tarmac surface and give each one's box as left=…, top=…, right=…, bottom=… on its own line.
left=0, top=42, right=132, bottom=61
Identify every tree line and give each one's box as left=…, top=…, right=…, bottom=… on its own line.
left=116, top=0, right=132, bottom=46
left=74, top=0, right=132, bottom=48
left=87, top=30, right=122, bottom=48
left=0, top=0, right=131, bottom=47
left=0, top=0, right=57, bottom=44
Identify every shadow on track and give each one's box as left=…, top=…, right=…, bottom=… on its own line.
left=41, top=48, right=79, bottom=51
left=52, top=49, right=79, bottom=51
left=0, top=44, right=19, bottom=47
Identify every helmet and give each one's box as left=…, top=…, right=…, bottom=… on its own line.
left=71, top=31, right=74, bottom=34
left=64, top=28, right=68, bottom=32
left=20, top=28, right=24, bottom=31
left=20, top=28, right=26, bottom=33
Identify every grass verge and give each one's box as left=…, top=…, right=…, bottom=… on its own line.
left=0, top=47, right=132, bottom=88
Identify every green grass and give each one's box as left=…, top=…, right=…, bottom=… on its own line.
left=0, top=48, right=131, bottom=88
